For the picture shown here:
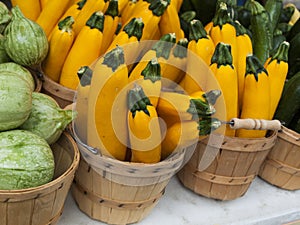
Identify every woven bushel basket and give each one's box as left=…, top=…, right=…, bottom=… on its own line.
left=259, top=126, right=300, bottom=190
left=177, top=131, right=277, bottom=201
left=0, top=132, right=80, bottom=225
left=41, top=74, right=76, bottom=108
left=71, top=133, right=196, bottom=225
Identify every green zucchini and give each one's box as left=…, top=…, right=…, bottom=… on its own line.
left=274, top=71, right=300, bottom=127
left=287, top=18, right=300, bottom=42
left=288, top=31, right=300, bottom=68
left=248, top=0, right=272, bottom=64
left=264, top=0, right=283, bottom=35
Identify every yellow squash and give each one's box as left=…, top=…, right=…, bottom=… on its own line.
left=159, top=2, right=184, bottom=42
left=128, top=0, right=169, bottom=41
left=59, top=0, right=87, bottom=23
left=128, top=33, right=176, bottom=82
left=106, top=17, right=144, bottom=65
left=42, top=16, right=75, bottom=82
left=161, top=118, right=221, bottom=160
left=264, top=41, right=289, bottom=119
left=100, top=0, right=121, bottom=55
left=127, top=85, right=161, bottom=163
left=36, top=0, right=72, bottom=37
left=74, top=66, right=93, bottom=144
left=236, top=55, right=270, bottom=138
left=233, top=21, right=253, bottom=110
left=120, top=0, right=138, bottom=24
left=59, top=11, right=104, bottom=90
left=162, top=38, right=188, bottom=88
left=39, top=0, right=48, bottom=9
left=209, top=42, right=238, bottom=137
left=134, top=58, right=162, bottom=107
left=72, top=0, right=106, bottom=35
left=157, top=90, right=216, bottom=122
left=87, top=46, right=129, bottom=161
left=209, top=2, right=238, bottom=68
left=179, top=19, right=215, bottom=94
left=12, top=0, right=41, bottom=21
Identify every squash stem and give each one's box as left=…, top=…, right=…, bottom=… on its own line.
left=58, top=16, right=75, bottom=33
left=103, top=46, right=125, bottom=72
left=152, top=33, right=176, bottom=59
left=211, top=42, right=233, bottom=68
left=86, top=11, right=105, bottom=32
left=141, top=57, right=161, bottom=83
left=189, top=19, right=208, bottom=41
left=198, top=117, right=222, bottom=136
left=173, top=38, right=188, bottom=59
left=245, top=54, right=268, bottom=82
left=105, top=0, right=119, bottom=17
left=149, top=0, right=170, bottom=17
left=123, top=17, right=144, bottom=41
left=212, top=2, right=233, bottom=28
left=269, top=41, right=290, bottom=64
left=128, top=84, right=152, bottom=118
left=77, top=66, right=93, bottom=86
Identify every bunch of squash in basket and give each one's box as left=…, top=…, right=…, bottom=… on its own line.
left=179, top=0, right=300, bottom=138
left=74, top=35, right=222, bottom=163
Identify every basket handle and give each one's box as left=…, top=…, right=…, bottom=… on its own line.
left=228, top=118, right=282, bottom=130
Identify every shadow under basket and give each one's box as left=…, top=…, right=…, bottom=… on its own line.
left=41, top=74, right=76, bottom=108
left=177, top=131, right=277, bottom=201
left=259, top=126, right=300, bottom=190
left=71, top=137, right=196, bottom=225
left=0, top=132, right=80, bottom=225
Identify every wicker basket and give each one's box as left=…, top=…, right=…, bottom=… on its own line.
left=259, top=126, right=300, bottom=190
left=0, top=132, right=80, bottom=225
left=177, top=131, right=278, bottom=201
left=33, top=72, right=42, bottom=92
left=71, top=130, right=196, bottom=225
left=41, top=74, right=76, bottom=108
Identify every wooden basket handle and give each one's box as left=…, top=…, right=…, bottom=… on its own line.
left=228, top=118, right=282, bottom=131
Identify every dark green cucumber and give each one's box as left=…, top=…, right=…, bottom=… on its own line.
left=279, top=4, right=295, bottom=23
left=248, top=0, right=272, bottom=64
left=287, top=18, right=300, bottom=42
left=274, top=71, right=300, bottom=127
left=288, top=31, right=300, bottom=67
left=236, top=5, right=251, bottom=28
left=264, top=0, right=283, bottom=35
left=271, top=28, right=286, bottom=55
left=288, top=110, right=300, bottom=132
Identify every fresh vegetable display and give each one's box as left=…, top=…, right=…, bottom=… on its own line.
left=2, top=0, right=299, bottom=161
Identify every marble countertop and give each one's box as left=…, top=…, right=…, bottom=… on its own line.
left=58, top=176, right=300, bottom=225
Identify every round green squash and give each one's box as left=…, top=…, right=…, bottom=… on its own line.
left=0, top=129, right=55, bottom=190
left=0, top=62, right=35, bottom=91
left=0, top=72, right=32, bottom=131
left=3, top=6, right=48, bottom=66
left=20, top=92, right=77, bottom=144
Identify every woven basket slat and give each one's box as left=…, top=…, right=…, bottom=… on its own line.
left=178, top=131, right=277, bottom=200
left=72, top=156, right=170, bottom=225
left=41, top=74, right=76, bottom=108
left=259, top=126, right=300, bottom=190
left=0, top=132, right=80, bottom=225
left=31, top=192, right=56, bottom=225
left=72, top=140, right=191, bottom=224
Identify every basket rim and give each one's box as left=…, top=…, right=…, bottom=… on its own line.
left=42, top=73, right=76, bottom=100
left=278, top=126, right=300, bottom=144
left=0, top=131, right=80, bottom=195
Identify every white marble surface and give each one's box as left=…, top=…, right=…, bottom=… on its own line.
left=58, top=176, right=300, bottom=225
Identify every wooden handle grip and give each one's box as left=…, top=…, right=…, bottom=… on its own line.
left=229, top=118, right=282, bottom=130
